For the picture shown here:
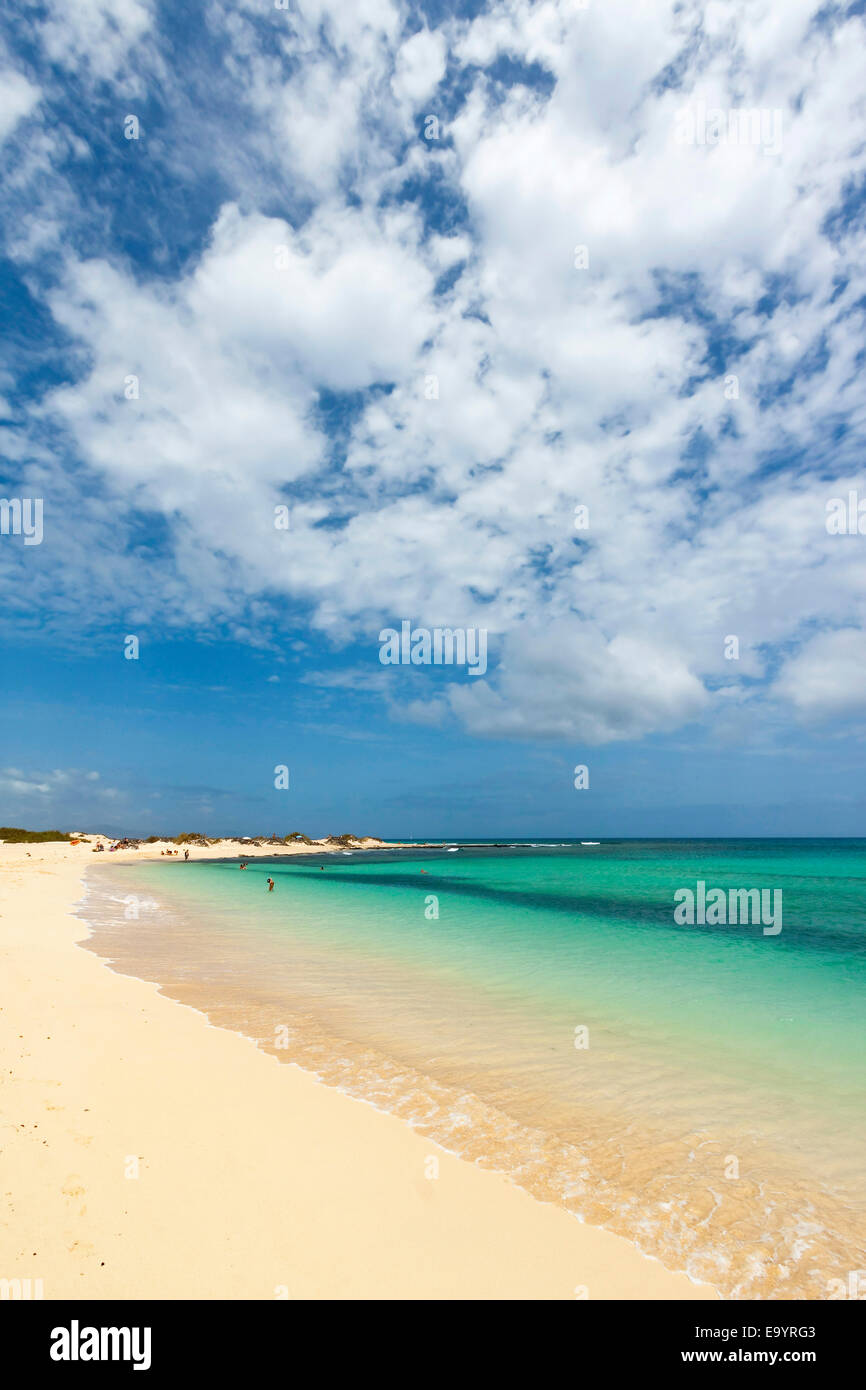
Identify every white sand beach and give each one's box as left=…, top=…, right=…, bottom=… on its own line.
left=0, top=838, right=716, bottom=1300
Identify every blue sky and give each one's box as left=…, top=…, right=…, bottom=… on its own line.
left=1, top=0, right=866, bottom=838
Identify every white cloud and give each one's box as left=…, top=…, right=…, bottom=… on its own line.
left=5, top=0, right=866, bottom=745
left=446, top=623, right=709, bottom=742
left=38, top=0, right=153, bottom=82
left=391, top=29, right=447, bottom=105
left=0, top=768, right=118, bottom=800
left=773, top=630, right=866, bottom=721
left=0, top=66, right=40, bottom=143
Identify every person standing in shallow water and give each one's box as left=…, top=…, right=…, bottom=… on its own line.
left=267, top=877, right=275, bottom=892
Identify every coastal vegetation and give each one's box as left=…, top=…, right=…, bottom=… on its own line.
left=1, top=827, right=380, bottom=846
left=0, top=827, right=72, bottom=843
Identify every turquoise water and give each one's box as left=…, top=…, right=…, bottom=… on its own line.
left=81, top=840, right=866, bottom=1298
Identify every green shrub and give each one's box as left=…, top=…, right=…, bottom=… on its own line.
left=0, top=827, right=72, bottom=843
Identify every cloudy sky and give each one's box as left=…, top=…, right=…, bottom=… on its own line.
left=1, top=0, right=865, bottom=838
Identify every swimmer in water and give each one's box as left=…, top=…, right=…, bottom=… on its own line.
left=267, top=877, right=275, bottom=892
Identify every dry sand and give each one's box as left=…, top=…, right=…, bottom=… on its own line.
left=0, top=838, right=717, bottom=1300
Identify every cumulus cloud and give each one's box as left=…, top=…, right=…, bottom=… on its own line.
left=445, top=623, right=709, bottom=742
left=391, top=29, right=447, bottom=105
left=0, top=65, right=40, bottom=144
left=2, top=0, right=866, bottom=745
left=773, top=630, right=866, bottom=721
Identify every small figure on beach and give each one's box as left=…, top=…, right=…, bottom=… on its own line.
left=184, top=849, right=189, bottom=860
left=267, top=877, right=275, bottom=892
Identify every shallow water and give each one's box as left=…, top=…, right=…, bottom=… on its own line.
left=78, top=840, right=866, bottom=1298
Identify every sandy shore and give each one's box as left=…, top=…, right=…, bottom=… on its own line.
left=0, top=839, right=717, bottom=1300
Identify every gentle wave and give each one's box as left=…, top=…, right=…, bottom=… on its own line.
left=75, top=852, right=866, bottom=1299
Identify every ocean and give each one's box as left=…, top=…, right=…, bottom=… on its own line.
left=77, top=839, right=866, bottom=1298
